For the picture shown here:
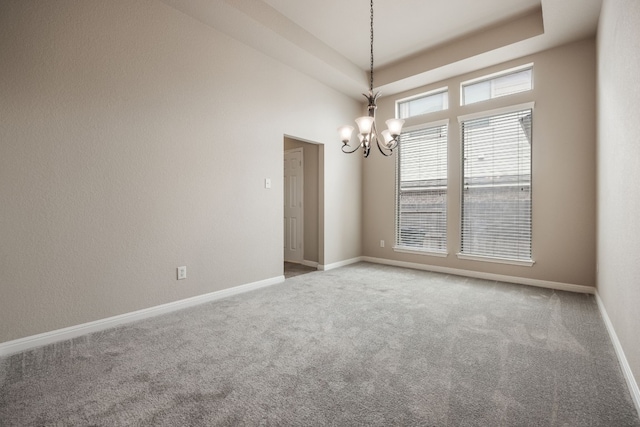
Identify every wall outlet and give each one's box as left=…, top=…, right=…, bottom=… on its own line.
left=380, top=240, right=385, bottom=248
left=177, top=266, right=187, bottom=280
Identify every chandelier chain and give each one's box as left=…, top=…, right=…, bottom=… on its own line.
left=369, top=0, right=374, bottom=92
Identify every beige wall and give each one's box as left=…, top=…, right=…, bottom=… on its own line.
left=597, top=0, right=640, bottom=391
left=0, top=0, right=361, bottom=343
left=284, top=137, right=320, bottom=264
left=363, top=38, right=597, bottom=287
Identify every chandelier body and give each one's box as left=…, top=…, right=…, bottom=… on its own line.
left=338, top=0, right=404, bottom=158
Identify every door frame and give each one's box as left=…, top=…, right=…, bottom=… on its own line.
left=283, top=136, right=324, bottom=267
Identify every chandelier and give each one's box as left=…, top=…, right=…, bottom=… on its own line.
left=338, top=0, right=405, bottom=158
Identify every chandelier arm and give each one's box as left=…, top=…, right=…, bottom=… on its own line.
left=387, top=139, right=399, bottom=151
left=375, top=140, right=394, bottom=156
left=341, top=143, right=362, bottom=154
left=370, top=121, right=390, bottom=156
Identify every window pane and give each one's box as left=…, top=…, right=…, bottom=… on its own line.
left=397, top=124, right=448, bottom=252
left=462, top=67, right=532, bottom=105
left=398, top=90, right=448, bottom=119
left=464, top=81, right=490, bottom=105
left=492, top=69, right=532, bottom=97
left=461, top=108, right=532, bottom=261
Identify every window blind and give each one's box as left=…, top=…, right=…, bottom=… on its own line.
left=396, top=122, right=448, bottom=253
left=460, top=108, right=532, bottom=261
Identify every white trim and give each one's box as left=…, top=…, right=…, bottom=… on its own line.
left=396, top=86, right=449, bottom=105
left=461, top=63, right=534, bottom=87
left=318, top=257, right=363, bottom=271
left=456, top=253, right=535, bottom=267
left=361, top=256, right=594, bottom=294
left=301, top=260, right=319, bottom=269
left=393, top=246, right=448, bottom=258
left=0, top=275, right=284, bottom=357
left=595, top=292, right=640, bottom=416
left=457, top=101, right=535, bottom=123
left=402, top=118, right=450, bottom=134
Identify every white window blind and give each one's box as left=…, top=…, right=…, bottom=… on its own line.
left=396, top=122, right=448, bottom=253
left=460, top=107, right=532, bottom=262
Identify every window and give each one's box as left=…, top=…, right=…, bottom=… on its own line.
left=461, top=65, right=532, bottom=105
left=396, top=121, right=448, bottom=254
left=459, top=104, right=533, bottom=264
left=397, top=88, right=448, bottom=119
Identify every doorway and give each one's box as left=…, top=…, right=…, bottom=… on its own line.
left=283, top=137, right=322, bottom=276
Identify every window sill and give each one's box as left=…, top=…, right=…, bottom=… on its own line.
left=456, top=253, right=535, bottom=267
left=393, top=246, right=448, bottom=258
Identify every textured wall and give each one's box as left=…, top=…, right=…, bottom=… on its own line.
left=0, top=0, right=361, bottom=343
left=362, top=38, right=597, bottom=287
left=597, top=0, right=640, bottom=392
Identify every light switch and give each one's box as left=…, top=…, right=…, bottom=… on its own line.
left=265, top=178, right=271, bottom=189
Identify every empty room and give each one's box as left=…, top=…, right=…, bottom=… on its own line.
left=1, top=0, right=639, bottom=425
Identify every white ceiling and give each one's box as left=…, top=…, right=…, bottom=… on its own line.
left=160, top=0, right=602, bottom=99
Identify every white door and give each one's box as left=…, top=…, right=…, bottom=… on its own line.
left=284, top=148, right=304, bottom=263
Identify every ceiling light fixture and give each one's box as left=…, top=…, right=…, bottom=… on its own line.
left=338, top=0, right=405, bottom=158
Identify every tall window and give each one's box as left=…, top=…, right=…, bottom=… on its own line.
left=396, top=121, right=448, bottom=254
left=459, top=104, right=533, bottom=264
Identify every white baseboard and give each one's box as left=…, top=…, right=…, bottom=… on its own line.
left=318, top=256, right=363, bottom=271
left=301, top=260, right=319, bottom=268
left=361, top=256, right=595, bottom=294
left=595, top=292, right=640, bottom=416
left=0, top=275, right=285, bottom=357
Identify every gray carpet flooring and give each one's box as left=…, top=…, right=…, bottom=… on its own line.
left=1, top=262, right=639, bottom=426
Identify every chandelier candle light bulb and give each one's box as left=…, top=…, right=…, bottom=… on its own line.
left=338, top=0, right=404, bottom=158
left=339, top=125, right=355, bottom=144
left=386, top=118, right=404, bottom=137
left=355, top=116, right=374, bottom=135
